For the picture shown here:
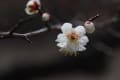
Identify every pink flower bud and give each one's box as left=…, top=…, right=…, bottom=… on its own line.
left=84, top=21, right=95, bottom=33
left=25, top=0, right=41, bottom=15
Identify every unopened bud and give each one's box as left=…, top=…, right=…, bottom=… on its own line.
left=25, top=0, right=41, bottom=15
left=42, top=12, right=50, bottom=21
left=84, top=21, right=95, bottom=33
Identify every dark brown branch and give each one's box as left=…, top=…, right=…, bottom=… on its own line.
left=0, top=11, right=49, bottom=43
left=9, top=5, right=46, bottom=35
left=0, top=2, right=52, bottom=43
left=9, top=14, right=40, bottom=35
left=88, top=14, right=100, bottom=21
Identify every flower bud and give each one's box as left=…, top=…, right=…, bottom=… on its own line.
left=25, top=0, right=41, bottom=15
left=84, top=21, right=95, bottom=33
left=42, top=12, right=50, bottom=22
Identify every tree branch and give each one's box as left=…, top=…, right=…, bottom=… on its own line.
left=0, top=14, right=101, bottom=43
left=0, top=27, right=48, bottom=43
left=88, top=14, right=100, bottom=21
left=9, top=14, right=41, bottom=35
left=0, top=8, right=50, bottom=43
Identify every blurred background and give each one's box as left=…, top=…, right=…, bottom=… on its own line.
left=0, top=0, right=120, bottom=80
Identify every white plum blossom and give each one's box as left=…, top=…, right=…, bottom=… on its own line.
left=56, top=23, right=89, bottom=56
left=25, top=0, right=41, bottom=15
left=84, top=21, right=95, bottom=33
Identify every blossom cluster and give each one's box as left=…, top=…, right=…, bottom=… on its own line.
left=25, top=0, right=41, bottom=15
left=25, top=0, right=96, bottom=56
left=56, top=22, right=95, bottom=56
left=25, top=0, right=50, bottom=22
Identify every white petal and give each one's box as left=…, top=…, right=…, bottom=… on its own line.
left=61, top=23, right=72, bottom=34
left=26, top=0, right=34, bottom=7
left=25, top=8, right=34, bottom=15
left=25, top=8, right=38, bottom=15
left=26, top=0, right=41, bottom=9
left=74, top=26, right=86, bottom=36
left=33, top=0, right=41, bottom=5
left=78, top=46, right=86, bottom=51
left=57, top=43, right=66, bottom=48
left=27, top=0, right=40, bottom=6
left=79, top=36, right=89, bottom=46
left=55, top=33, right=67, bottom=43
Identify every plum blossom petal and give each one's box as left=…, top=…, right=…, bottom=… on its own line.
left=79, top=36, right=89, bottom=46
left=78, top=46, right=86, bottom=51
left=56, top=34, right=67, bottom=43
left=61, top=23, right=72, bottom=34
left=57, top=43, right=66, bottom=48
left=25, top=8, right=38, bottom=15
left=74, top=26, right=86, bottom=37
left=33, top=0, right=41, bottom=5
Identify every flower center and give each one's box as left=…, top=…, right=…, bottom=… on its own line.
left=67, top=31, right=79, bottom=42
left=28, top=2, right=39, bottom=12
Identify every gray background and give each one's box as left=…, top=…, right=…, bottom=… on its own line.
left=0, top=0, right=120, bottom=80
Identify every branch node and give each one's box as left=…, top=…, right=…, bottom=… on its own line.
left=23, top=36, right=32, bottom=44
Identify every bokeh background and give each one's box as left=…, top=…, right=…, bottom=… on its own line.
left=0, top=0, right=120, bottom=80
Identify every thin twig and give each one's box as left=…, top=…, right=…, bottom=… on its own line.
left=9, top=14, right=40, bottom=35
left=9, top=6, right=45, bottom=35
left=88, top=14, right=100, bottom=21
